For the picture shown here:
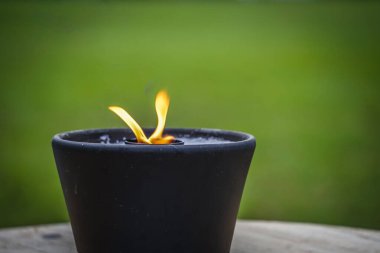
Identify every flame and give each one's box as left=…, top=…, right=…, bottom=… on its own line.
left=109, top=90, right=174, bottom=144
left=108, top=106, right=152, bottom=144
left=149, top=90, right=173, bottom=143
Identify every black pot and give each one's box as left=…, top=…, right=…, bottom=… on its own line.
left=52, top=128, right=256, bottom=253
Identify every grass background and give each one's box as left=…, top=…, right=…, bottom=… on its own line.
left=0, top=1, right=379, bottom=229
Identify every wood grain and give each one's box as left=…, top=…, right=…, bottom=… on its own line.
left=0, top=221, right=379, bottom=253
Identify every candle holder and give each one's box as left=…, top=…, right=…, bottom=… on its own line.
left=52, top=128, right=256, bottom=253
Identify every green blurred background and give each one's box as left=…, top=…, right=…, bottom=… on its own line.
left=0, top=1, right=379, bottom=229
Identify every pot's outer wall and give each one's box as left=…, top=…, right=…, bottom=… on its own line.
left=52, top=129, right=256, bottom=253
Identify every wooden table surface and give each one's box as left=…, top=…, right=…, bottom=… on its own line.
left=0, top=220, right=379, bottom=253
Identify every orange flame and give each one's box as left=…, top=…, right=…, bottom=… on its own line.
left=109, top=90, right=174, bottom=144
left=108, top=106, right=152, bottom=144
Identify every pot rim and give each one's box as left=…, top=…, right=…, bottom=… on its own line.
left=52, top=128, right=255, bottom=151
